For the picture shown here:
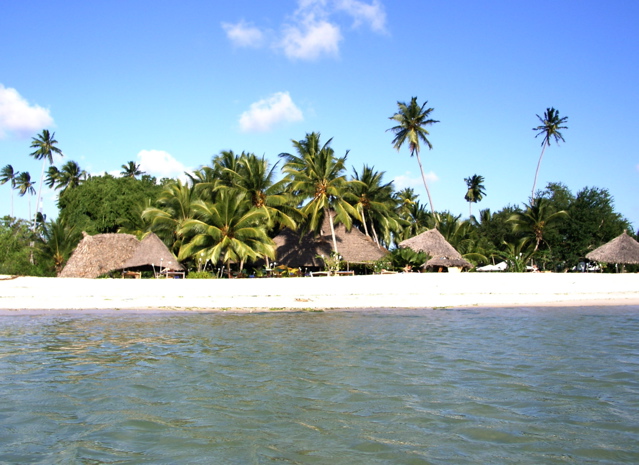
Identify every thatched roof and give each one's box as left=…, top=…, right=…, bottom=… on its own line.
left=585, top=230, right=639, bottom=265
left=425, top=256, right=473, bottom=271
left=60, top=232, right=183, bottom=278
left=273, top=215, right=388, bottom=267
left=124, top=233, right=183, bottom=270
left=399, top=228, right=463, bottom=260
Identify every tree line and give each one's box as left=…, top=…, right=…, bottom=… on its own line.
left=0, top=100, right=635, bottom=276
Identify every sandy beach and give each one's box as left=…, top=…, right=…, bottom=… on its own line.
left=1, top=273, right=638, bottom=314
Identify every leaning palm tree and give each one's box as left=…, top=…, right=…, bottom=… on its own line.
left=29, top=130, right=63, bottom=227
left=0, top=164, right=19, bottom=217
left=15, top=172, right=36, bottom=221
left=388, top=97, right=439, bottom=215
left=120, top=161, right=145, bottom=178
left=280, top=132, right=360, bottom=254
left=177, top=189, right=274, bottom=276
left=531, top=107, right=568, bottom=201
left=464, top=174, right=486, bottom=217
left=508, top=198, right=568, bottom=253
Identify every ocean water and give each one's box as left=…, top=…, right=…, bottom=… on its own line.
left=0, top=307, right=638, bottom=464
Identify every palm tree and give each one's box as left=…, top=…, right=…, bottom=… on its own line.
left=142, top=179, right=198, bottom=254
left=15, top=172, right=36, bottom=220
left=222, top=152, right=300, bottom=230
left=350, top=165, right=400, bottom=247
left=508, top=198, right=568, bottom=254
left=29, top=130, right=63, bottom=227
left=37, top=217, right=82, bottom=274
left=280, top=132, right=360, bottom=254
left=177, top=189, right=274, bottom=276
left=120, top=161, right=145, bottom=178
left=464, top=174, right=486, bottom=217
left=0, top=164, right=19, bottom=217
left=388, top=97, right=439, bottom=215
left=55, top=161, right=87, bottom=192
left=531, top=107, right=568, bottom=201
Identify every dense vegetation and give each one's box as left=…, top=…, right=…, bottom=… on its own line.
left=0, top=104, right=636, bottom=276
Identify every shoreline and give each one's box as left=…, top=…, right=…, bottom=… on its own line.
left=1, top=273, right=638, bottom=315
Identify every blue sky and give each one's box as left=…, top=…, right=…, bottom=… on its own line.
left=1, top=0, right=638, bottom=229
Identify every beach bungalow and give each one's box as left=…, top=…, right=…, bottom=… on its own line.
left=60, top=232, right=184, bottom=278
left=399, top=229, right=473, bottom=272
left=273, top=215, right=388, bottom=272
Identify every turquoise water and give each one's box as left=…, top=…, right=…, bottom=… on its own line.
left=1, top=307, right=638, bottom=464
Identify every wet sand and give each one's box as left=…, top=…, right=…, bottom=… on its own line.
left=1, top=273, right=638, bottom=315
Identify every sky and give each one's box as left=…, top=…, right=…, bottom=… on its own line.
left=1, top=0, right=638, bottom=230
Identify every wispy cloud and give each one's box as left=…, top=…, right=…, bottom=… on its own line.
left=393, top=171, right=438, bottom=190
left=0, top=84, right=54, bottom=139
left=222, top=0, right=386, bottom=61
left=222, top=21, right=265, bottom=48
left=239, top=92, right=304, bottom=133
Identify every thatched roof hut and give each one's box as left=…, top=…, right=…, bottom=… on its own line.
left=273, top=215, right=388, bottom=268
left=585, top=230, right=639, bottom=265
left=399, top=229, right=472, bottom=271
left=399, top=228, right=463, bottom=259
left=60, top=232, right=183, bottom=278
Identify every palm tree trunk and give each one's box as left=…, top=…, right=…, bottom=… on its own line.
left=370, top=221, right=381, bottom=247
left=33, top=159, right=46, bottom=230
left=359, top=205, right=370, bottom=237
left=531, top=141, right=548, bottom=202
left=415, top=151, right=435, bottom=216
left=328, top=209, right=338, bottom=254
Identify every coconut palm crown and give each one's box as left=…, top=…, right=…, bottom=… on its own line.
left=388, top=97, right=439, bottom=215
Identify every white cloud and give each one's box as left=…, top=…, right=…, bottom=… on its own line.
left=0, top=84, right=54, bottom=139
left=393, top=171, right=438, bottom=190
left=335, top=0, right=387, bottom=33
left=222, top=21, right=265, bottom=48
left=280, top=17, right=342, bottom=60
left=239, top=92, right=304, bottom=133
left=136, top=150, right=189, bottom=180
left=222, top=0, right=385, bottom=61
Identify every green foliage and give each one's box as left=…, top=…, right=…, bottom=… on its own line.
left=389, top=247, right=428, bottom=271
left=186, top=271, right=216, bottom=279
left=59, top=174, right=163, bottom=234
left=0, top=217, right=51, bottom=276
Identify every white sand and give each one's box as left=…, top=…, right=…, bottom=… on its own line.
left=1, top=273, right=638, bottom=314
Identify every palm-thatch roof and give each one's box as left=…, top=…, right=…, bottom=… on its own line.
left=399, top=228, right=463, bottom=259
left=585, top=230, right=639, bottom=265
left=60, top=232, right=183, bottom=278
left=399, top=228, right=472, bottom=271
left=273, top=215, right=388, bottom=267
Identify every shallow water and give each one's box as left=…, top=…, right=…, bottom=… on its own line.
left=1, top=307, right=638, bottom=464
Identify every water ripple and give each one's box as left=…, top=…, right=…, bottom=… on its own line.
left=0, top=307, right=638, bottom=464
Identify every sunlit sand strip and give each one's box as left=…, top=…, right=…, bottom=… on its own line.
left=0, top=273, right=638, bottom=314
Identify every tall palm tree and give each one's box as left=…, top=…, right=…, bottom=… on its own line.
left=29, top=130, right=63, bottom=227
left=280, top=132, right=359, bottom=254
left=508, top=198, right=568, bottom=253
left=531, top=107, right=568, bottom=201
left=464, top=174, right=486, bottom=217
left=388, top=97, right=439, bottom=215
left=15, top=172, right=36, bottom=220
left=177, top=189, right=274, bottom=276
left=0, top=164, right=19, bottom=217
left=120, top=161, right=145, bottom=178
left=350, top=165, right=400, bottom=247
